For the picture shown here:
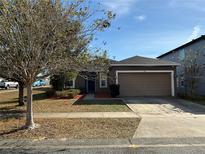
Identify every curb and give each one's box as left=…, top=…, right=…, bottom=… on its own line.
left=0, top=138, right=131, bottom=148
left=1, top=137, right=205, bottom=149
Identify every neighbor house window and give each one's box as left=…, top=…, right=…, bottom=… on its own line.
left=176, top=77, right=179, bottom=88
left=180, top=80, right=184, bottom=87
left=100, top=73, right=107, bottom=88
left=180, top=76, right=184, bottom=87
left=179, top=49, right=185, bottom=61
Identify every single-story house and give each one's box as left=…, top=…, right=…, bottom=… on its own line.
left=69, top=55, right=179, bottom=97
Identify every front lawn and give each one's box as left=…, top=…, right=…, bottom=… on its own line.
left=33, top=99, right=130, bottom=112
left=0, top=88, right=130, bottom=113
left=0, top=118, right=140, bottom=139
left=0, top=88, right=49, bottom=114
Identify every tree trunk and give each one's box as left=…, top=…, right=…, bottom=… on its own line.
left=25, top=83, right=35, bottom=129
left=18, top=82, right=25, bottom=106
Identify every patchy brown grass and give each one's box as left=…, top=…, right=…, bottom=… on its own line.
left=0, top=88, right=130, bottom=113
left=0, top=87, right=50, bottom=114
left=0, top=118, right=140, bottom=139
left=33, top=99, right=130, bottom=112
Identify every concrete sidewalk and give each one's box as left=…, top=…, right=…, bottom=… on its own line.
left=34, top=112, right=140, bottom=118
left=1, top=112, right=140, bottom=119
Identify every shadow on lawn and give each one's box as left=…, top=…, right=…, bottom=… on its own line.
left=33, top=87, right=51, bottom=92
left=0, top=125, right=26, bottom=136
left=0, top=92, right=48, bottom=120
left=0, top=99, right=18, bottom=105
left=73, top=99, right=125, bottom=105
left=32, top=92, right=48, bottom=101
left=0, top=92, right=48, bottom=107
left=0, top=113, right=25, bottom=121
left=0, top=105, right=25, bottom=120
left=0, top=89, right=50, bottom=104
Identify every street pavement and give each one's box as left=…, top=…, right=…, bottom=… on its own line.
left=0, top=138, right=205, bottom=154
left=1, top=146, right=205, bottom=154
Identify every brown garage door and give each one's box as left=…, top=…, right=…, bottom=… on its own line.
left=118, top=73, right=171, bottom=96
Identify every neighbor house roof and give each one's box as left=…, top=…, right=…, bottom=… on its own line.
left=109, top=59, right=118, bottom=64
left=157, top=35, right=205, bottom=58
left=110, top=55, right=179, bottom=66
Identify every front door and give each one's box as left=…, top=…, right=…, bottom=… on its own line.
left=88, top=80, right=95, bottom=93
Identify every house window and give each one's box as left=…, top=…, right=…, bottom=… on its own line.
left=180, top=76, right=184, bottom=87
left=100, top=73, right=107, bottom=88
left=66, top=79, right=75, bottom=88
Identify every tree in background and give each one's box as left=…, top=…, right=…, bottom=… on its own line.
left=0, top=67, right=25, bottom=106
left=183, top=50, right=203, bottom=97
left=0, top=0, right=114, bottom=129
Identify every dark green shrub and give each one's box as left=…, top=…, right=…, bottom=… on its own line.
left=109, top=84, right=120, bottom=97
left=45, top=89, right=55, bottom=97
left=50, top=74, right=65, bottom=91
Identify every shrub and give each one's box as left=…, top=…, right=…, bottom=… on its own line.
left=109, top=84, right=120, bottom=97
left=45, top=89, right=55, bottom=97
left=50, top=74, right=65, bottom=91
left=55, top=89, right=81, bottom=99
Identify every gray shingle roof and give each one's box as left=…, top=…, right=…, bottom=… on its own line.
left=109, top=59, right=118, bottom=64
left=158, top=35, right=205, bottom=58
left=110, top=55, right=179, bottom=66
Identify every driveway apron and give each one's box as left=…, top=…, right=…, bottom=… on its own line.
left=124, top=97, right=205, bottom=138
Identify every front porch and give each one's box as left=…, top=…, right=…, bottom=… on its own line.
left=75, top=72, right=109, bottom=95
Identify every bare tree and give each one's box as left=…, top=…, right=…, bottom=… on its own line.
left=183, top=50, right=203, bottom=97
left=0, top=0, right=114, bottom=129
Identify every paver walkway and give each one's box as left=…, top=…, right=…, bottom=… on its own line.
left=83, top=94, right=95, bottom=100
left=34, top=112, right=140, bottom=118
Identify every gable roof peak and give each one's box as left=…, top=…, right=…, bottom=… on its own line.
left=111, top=55, right=179, bottom=66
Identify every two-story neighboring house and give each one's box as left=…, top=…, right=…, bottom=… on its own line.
left=158, top=35, right=205, bottom=96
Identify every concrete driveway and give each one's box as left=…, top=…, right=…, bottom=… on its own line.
left=125, top=97, right=205, bottom=116
left=124, top=97, right=205, bottom=138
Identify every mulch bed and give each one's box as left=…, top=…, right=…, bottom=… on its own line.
left=74, top=94, right=85, bottom=100
left=95, top=93, right=112, bottom=98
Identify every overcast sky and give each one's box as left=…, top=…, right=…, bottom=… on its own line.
left=91, top=0, right=205, bottom=60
